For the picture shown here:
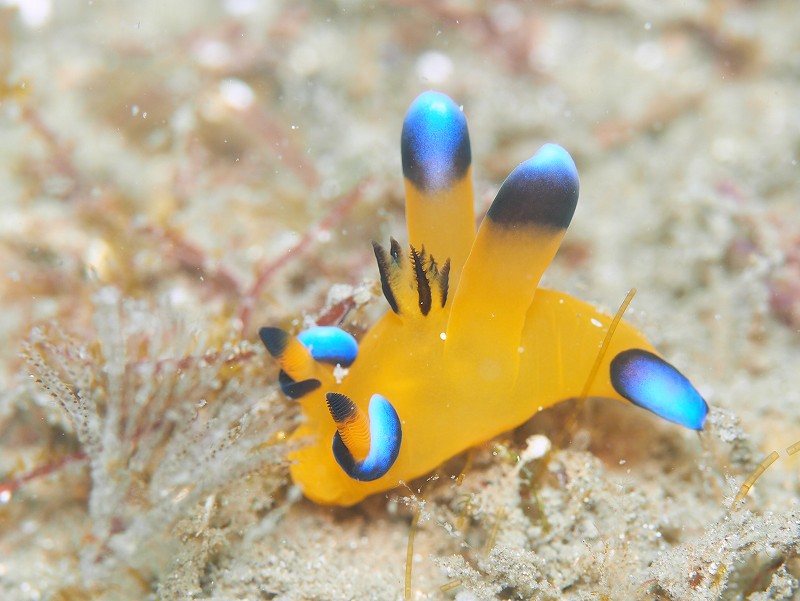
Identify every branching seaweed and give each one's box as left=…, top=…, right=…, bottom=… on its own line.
left=649, top=507, right=800, bottom=600
left=20, top=287, right=295, bottom=592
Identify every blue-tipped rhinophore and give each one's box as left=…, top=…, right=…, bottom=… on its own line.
left=297, top=326, right=359, bottom=367
left=487, top=143, right=579, bottom=229
left=331, top=393, right=402, bottom=481
left=610, top=349, right=708, bottom=430
left=401, top=91, right=471, bottom=192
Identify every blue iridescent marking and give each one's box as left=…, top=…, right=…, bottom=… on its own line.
left=401, top=91, right=471, bottom=192
left=610, top=349, right=708, bottom=430
left=331, top=394, right=402, bottom=481
left=487, top=143, right=579, bottom=229
left=297, top=326, right=359, bottom=367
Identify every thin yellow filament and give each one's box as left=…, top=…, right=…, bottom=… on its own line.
left=579, top=288, right=637, bottom=400
left=731, top=450, right=780, bottom=509
left=483, top=506, right=505, bottom=554
left=456, top=448, right=476, bottom=486
left=560, top=288, right=637, bottom=445
left=405, top=507, right=422, bottom=600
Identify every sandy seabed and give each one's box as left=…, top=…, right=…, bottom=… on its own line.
left=1, top=1, right=799, bottom=600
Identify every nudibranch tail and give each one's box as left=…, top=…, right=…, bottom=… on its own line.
left=402, top=91, right=475, bottom=287
left=518, top=289, right=709, bottom=430
left=445, top=144, right=579, bottom=382
left=610, top=349, right=708, bottom=430
left=372, top=239, right=450, bottom=317
left=327, top=393, right=402, bottom=482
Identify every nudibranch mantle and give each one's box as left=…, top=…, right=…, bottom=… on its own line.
left=261, top=91, right=709, bottom=506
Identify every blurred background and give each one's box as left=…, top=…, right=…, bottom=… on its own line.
left=1, top=1, right=799, bottom=599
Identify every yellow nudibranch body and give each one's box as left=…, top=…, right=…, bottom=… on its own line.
left=260, top=91, right=708, bottom=506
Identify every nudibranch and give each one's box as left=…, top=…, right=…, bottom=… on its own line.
left=260, top=91, right=708, bottom=506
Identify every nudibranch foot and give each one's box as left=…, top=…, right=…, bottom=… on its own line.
left=327, top=392, right=402, bottom=482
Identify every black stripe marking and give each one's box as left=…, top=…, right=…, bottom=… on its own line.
left=326, top=392, right=358, bottom=424
left=258, top=326, right=289, bottom=358
left=389, top=237, right=402, bottom=262
left=372, top=241, right=399, bottom=314
left=278, top=370, right=321, bottom=399
left=439, top=258, right=450, bottom=307
left=410, top=245, right=432, bottom=316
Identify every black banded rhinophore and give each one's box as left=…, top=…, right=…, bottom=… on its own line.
left=259, top=91, right=709, bottom=506
left=326, top=392, right=402, bottom=482
left=486, top=144, right=579, bottom=229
